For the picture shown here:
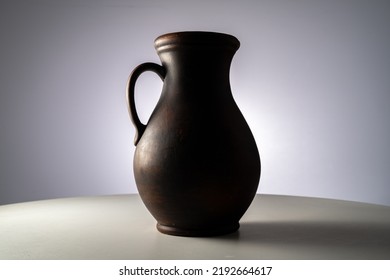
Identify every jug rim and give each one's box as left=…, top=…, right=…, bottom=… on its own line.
left=154, top=31, right=240, bottom=52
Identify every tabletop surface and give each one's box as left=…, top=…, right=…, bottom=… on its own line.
left=0, top=194, right=389, bottom=260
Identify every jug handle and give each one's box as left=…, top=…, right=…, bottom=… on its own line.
left=126, top=62, right=166, bottom=145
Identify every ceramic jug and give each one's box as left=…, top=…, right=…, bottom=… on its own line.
left=127, top=31, right=260, bottom=236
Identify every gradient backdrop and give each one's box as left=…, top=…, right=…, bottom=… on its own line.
left=1, top=0, right=389, bottom=206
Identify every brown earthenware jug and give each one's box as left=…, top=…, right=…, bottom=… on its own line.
left=127, top=31, right=260, bottom=236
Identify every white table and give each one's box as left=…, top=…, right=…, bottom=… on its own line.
left=0, top=194, right=389, bottom=259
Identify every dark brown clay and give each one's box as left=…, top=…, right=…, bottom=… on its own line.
left=127, top=31, right=260, bottom=236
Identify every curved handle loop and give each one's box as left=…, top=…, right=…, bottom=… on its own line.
left=127, top=62, right=166, bottom=145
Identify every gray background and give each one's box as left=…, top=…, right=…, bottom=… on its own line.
left=1, top=0, right=389, bottom=206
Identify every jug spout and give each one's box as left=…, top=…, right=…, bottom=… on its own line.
left=154, top=31, right=240, bottom=53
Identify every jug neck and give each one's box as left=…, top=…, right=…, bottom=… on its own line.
left=155, top=32, right=240, bottom=92
left=160, top=50, right=235, bottom=82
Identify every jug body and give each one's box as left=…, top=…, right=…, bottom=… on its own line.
left=127, top=32, right=260, bottom=236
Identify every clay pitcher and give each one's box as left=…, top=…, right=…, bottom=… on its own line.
left=127, top=31, right=260, bottom=236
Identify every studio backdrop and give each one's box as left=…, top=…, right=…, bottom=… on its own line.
left=1, top=0, right=389, bottom=206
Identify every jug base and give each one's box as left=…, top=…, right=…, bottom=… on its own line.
left=156, top=222, right=240, bottom=237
